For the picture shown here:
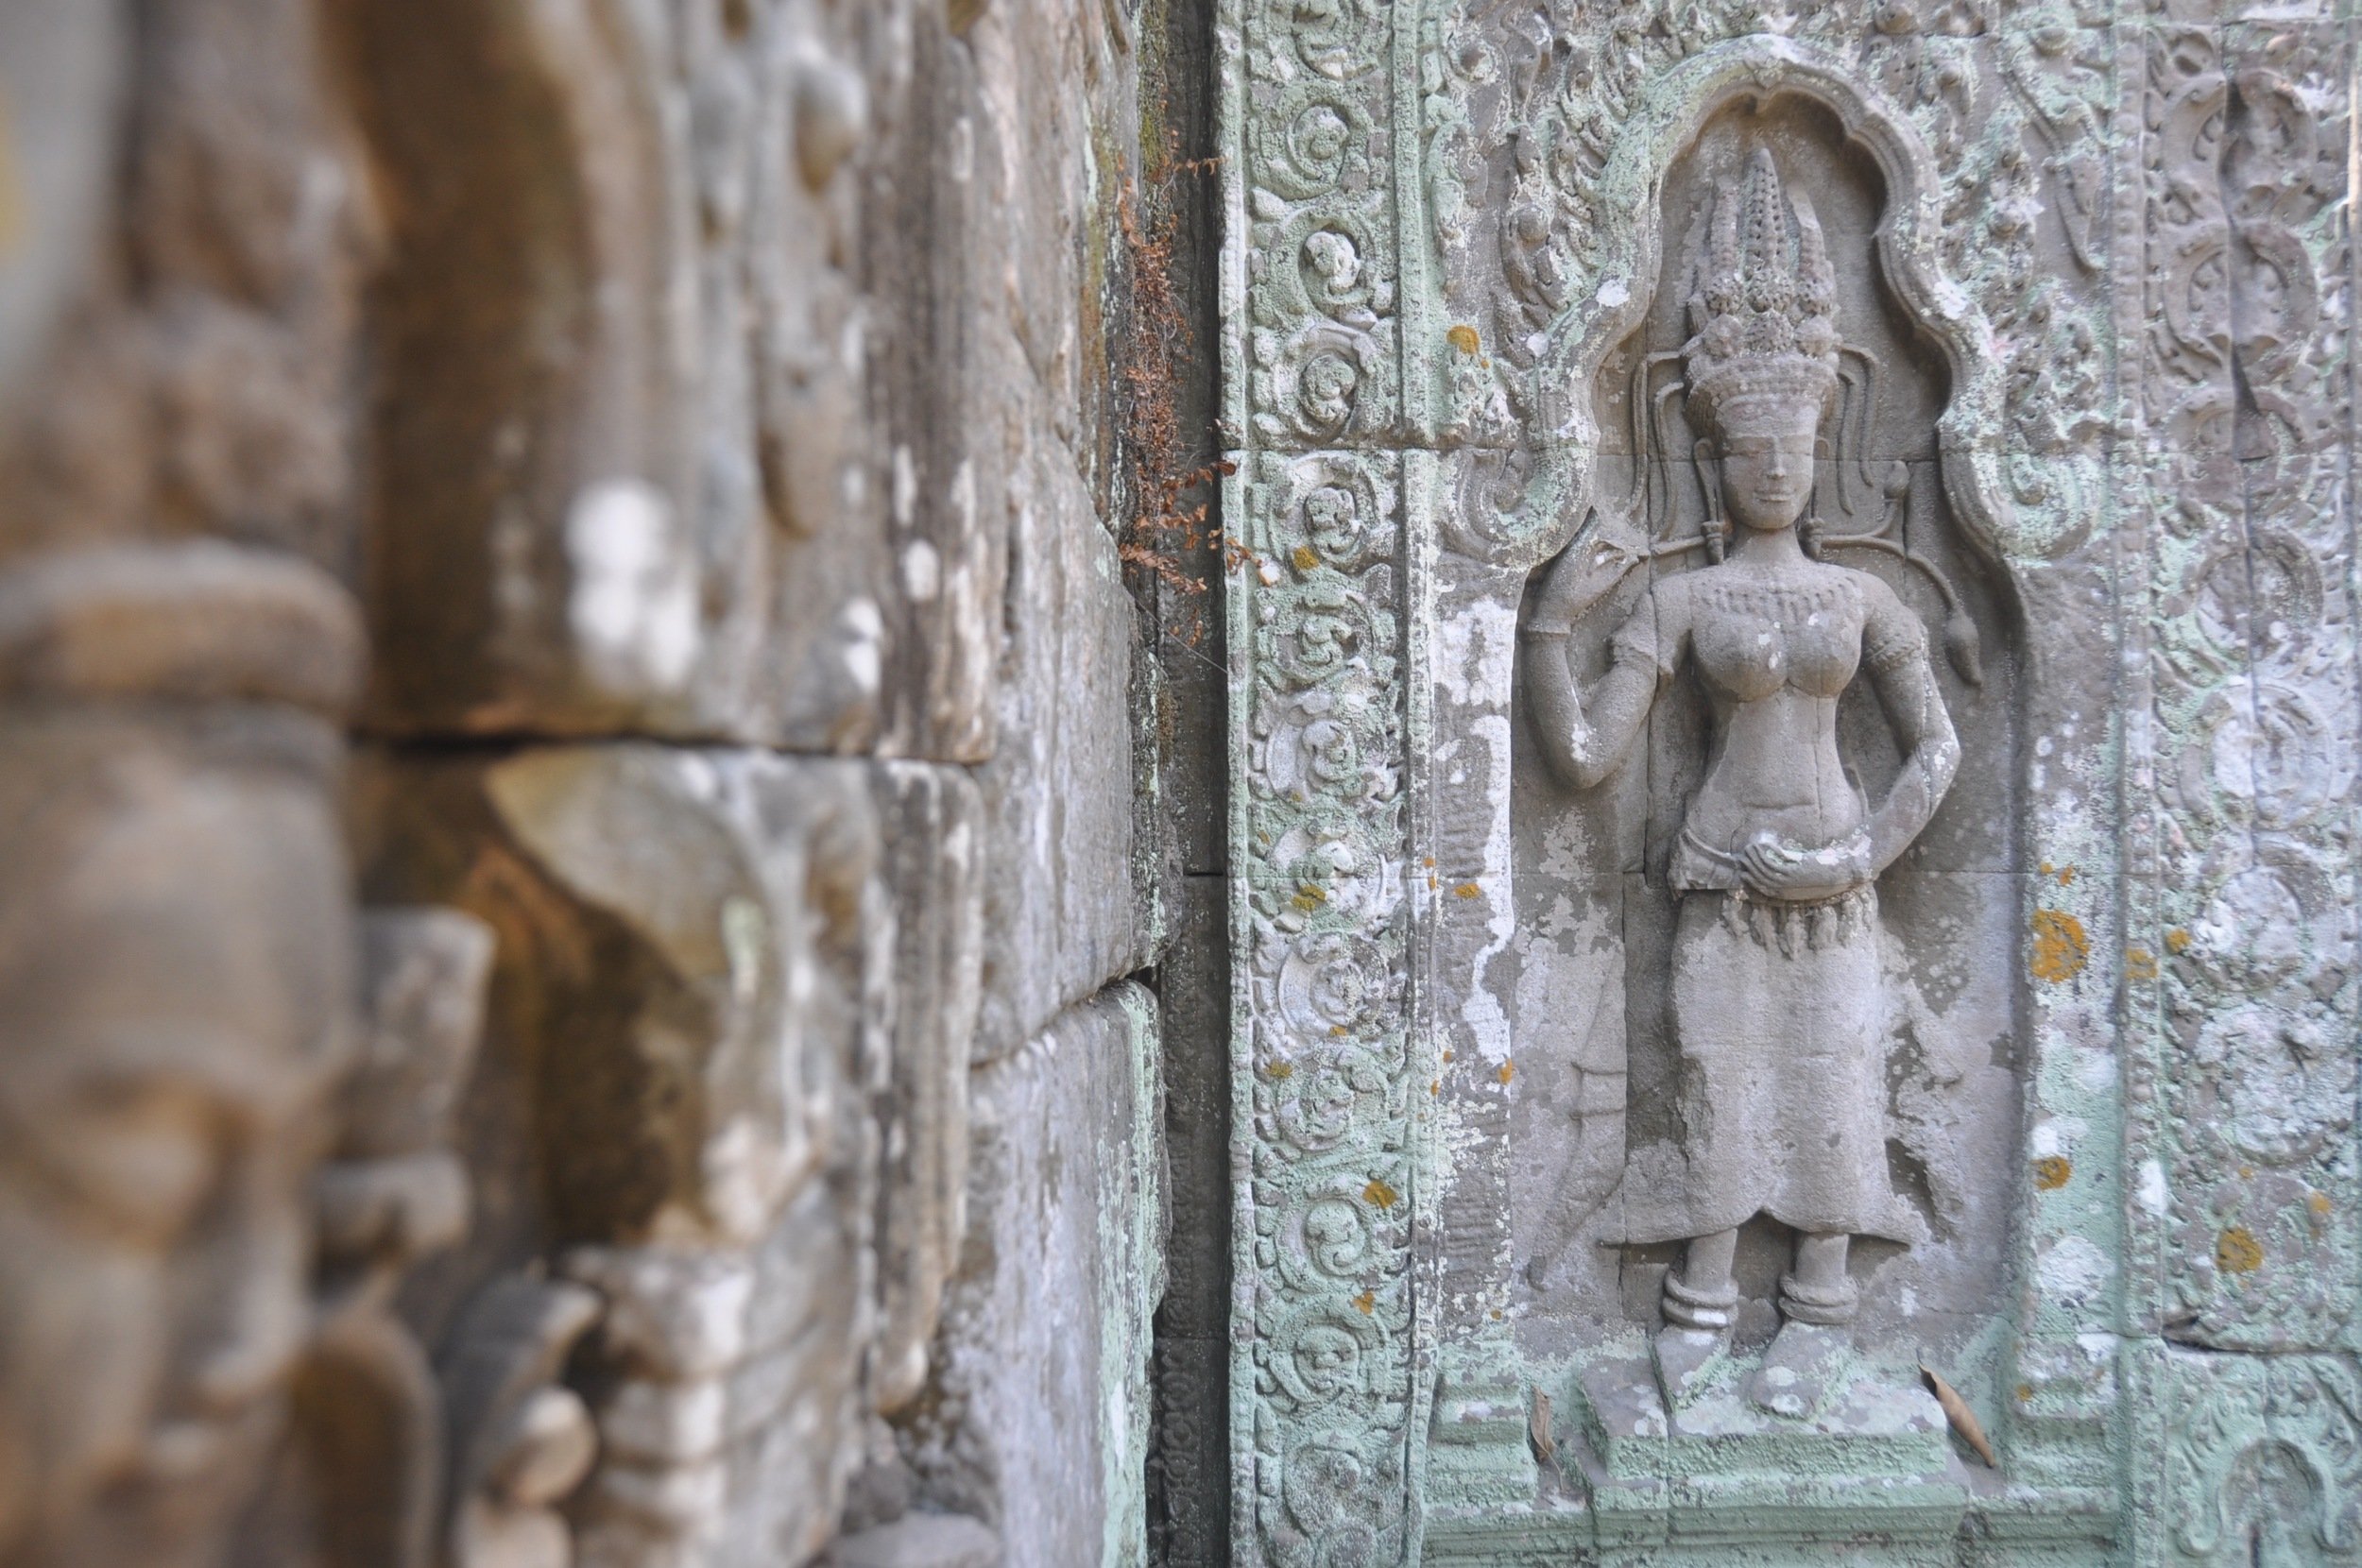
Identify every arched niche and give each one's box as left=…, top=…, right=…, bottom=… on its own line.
left=1458, top=36, right=2021, bottom=575
left=1503, top=69, right=2029, bottom=1380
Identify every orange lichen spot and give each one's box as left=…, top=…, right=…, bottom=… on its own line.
left=2014, top=1384, right=2035, bottom=1404
left=1364, top=1178, right=1400, bottom=1209
left=1428, top=873, right=1439, bottom=890
left=1292, top=544, right=1320, bottom=571
left=2125, top=947, right=2157, bottom=981
left=2029, top=909, right=2090, bottom=982
left=1330, top=1024, right=1349, bottom=1037
left=1353, top=1288, right=1377, bottom=1314
left=1497, top=1061, right=1515, bottom=1085
left=2217, top=1227, right=2265, bottom=1274
left=1292, top=885, right=1326, bottom=912
left=2165, top=928, right=2192, bottom=955
left=2034, top=1155, right=2072, bottom=1191
left=1267, top=1061, right=1294, bottom=1081
left=1442, top=1050, right=1455, bottom=1064
left=1454, top=882, right=1481, bottom=899
left=1424, top=857, right=1437, bottom=868
left=1447, top=324, right=1481, bottom=354
left=1430, top=1080, right=1440, bottom=1096
left=2055, top=864, right=2077, bottom=886
left=2310, top=1190, right=2334, bottom=1217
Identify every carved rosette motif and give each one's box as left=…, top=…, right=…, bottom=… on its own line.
left=1230, top=6, right=1419, bottom=1561
left=2155, top=1350, right=2362, bottom=1565
left=1233, top=450, right=1411, bottom=1567
left=2131, top=25, right=2359, bottom=1354
left=1241, top=1, right=1404, bottom=447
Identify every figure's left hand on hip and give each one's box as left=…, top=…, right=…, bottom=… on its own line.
left=1738, top=831, right=1873, bottom=901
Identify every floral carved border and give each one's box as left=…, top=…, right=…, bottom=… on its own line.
left=1223, top=2, right=2360, bottom=1562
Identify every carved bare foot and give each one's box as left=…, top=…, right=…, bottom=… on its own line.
left=1746, top=1321, right=1847, bottom=1419
left=1654, top=1261, right=1738, bottom=1407
left=1652, top=1326, right=1730, bottom=1409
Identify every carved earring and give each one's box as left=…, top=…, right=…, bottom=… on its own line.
left=1803, top=436, right=1835, bottom=560
left=1691, top=437, right=1726, bottom=563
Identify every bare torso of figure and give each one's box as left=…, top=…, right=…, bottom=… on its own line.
left=1668, top=560, right=1874, bottom=871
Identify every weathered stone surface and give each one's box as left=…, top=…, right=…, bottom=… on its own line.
left=1224, top=1, right=2357, bottom=1564
left=873, top=764, right=987, bottom=1414
left=0, top=0, right=1160, bottom=1562
left=964, top=0, right=1138, bottom=520
left=0, top=2, right=123, bottom=407
left=907, top=984, right=1164, bottom=1568
left=0, top=702, right=354, bottom=1568
left=826, top=1512, right=1000, bottom=1568
left=350, top=0, right=1150, bottom=762
left=864, top=15, right=1001, bottom=766
left=973, top=438, right=1145, bottom=1062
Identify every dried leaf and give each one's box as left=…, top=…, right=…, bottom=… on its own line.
left=1528, top=1389, right=1557, bottom=1468
left=1920, top=1363, right=1996, bottom=1468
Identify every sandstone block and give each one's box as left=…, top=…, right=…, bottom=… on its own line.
left=354, top=0, right=901, bottom=748
left=356, top=741, right=899, bottom=1564
left=871, top=762, right=986, bottom=1411
left=827, top=1513, right=1000, bottom=1568
left=965, top=0, right=1138, bottom=511
left=973, top=441, right=1143, bottom=1062
left=908, top=983, right=1162, bottom=1568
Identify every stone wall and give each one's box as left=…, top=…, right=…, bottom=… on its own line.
left=1218, top=0, right=2362, bottom=1563
left=0, top=3, right=1175, bottom=1566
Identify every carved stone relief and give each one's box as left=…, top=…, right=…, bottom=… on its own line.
left=1481, top=56, right=2041, bottom=1544
left=0, top=6, right=385, bottom=1559
left=0, top=550, right=365, bottom=1568
left=2131, top=21, right=2358, bottom=1355
left=229, top=902, right=600, bottom=1568
left=438, top=1275, right=604, bottom=1568
left=1520, top=141, right=1981, bottom=1422
left=356, top=744, right=891, bottom=1568
left=350, top=0, right=898, bottom=749
left=1224, top=0, right=2357, bottom=1561
left=0, top=0, right=1156, bottom=1564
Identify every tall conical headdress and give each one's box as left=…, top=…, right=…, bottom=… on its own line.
left=1682, top=148, right=1840, bottom=435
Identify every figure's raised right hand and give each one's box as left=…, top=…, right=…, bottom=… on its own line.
left=1528, top=510, right=1647, bottom=638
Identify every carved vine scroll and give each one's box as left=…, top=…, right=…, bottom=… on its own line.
left=1227, top=1, right=2358, bottom=1562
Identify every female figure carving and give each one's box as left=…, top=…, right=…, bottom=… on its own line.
left=1522, top=150, right=1960, bottom=1403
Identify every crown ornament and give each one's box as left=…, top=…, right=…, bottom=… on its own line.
left=1587, top=145, right=1987, bottom=686
left=1681, top=147, right=1840, bottom=435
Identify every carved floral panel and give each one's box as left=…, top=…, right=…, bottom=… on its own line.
left=1223, top=1, right=2360, bottom=1563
